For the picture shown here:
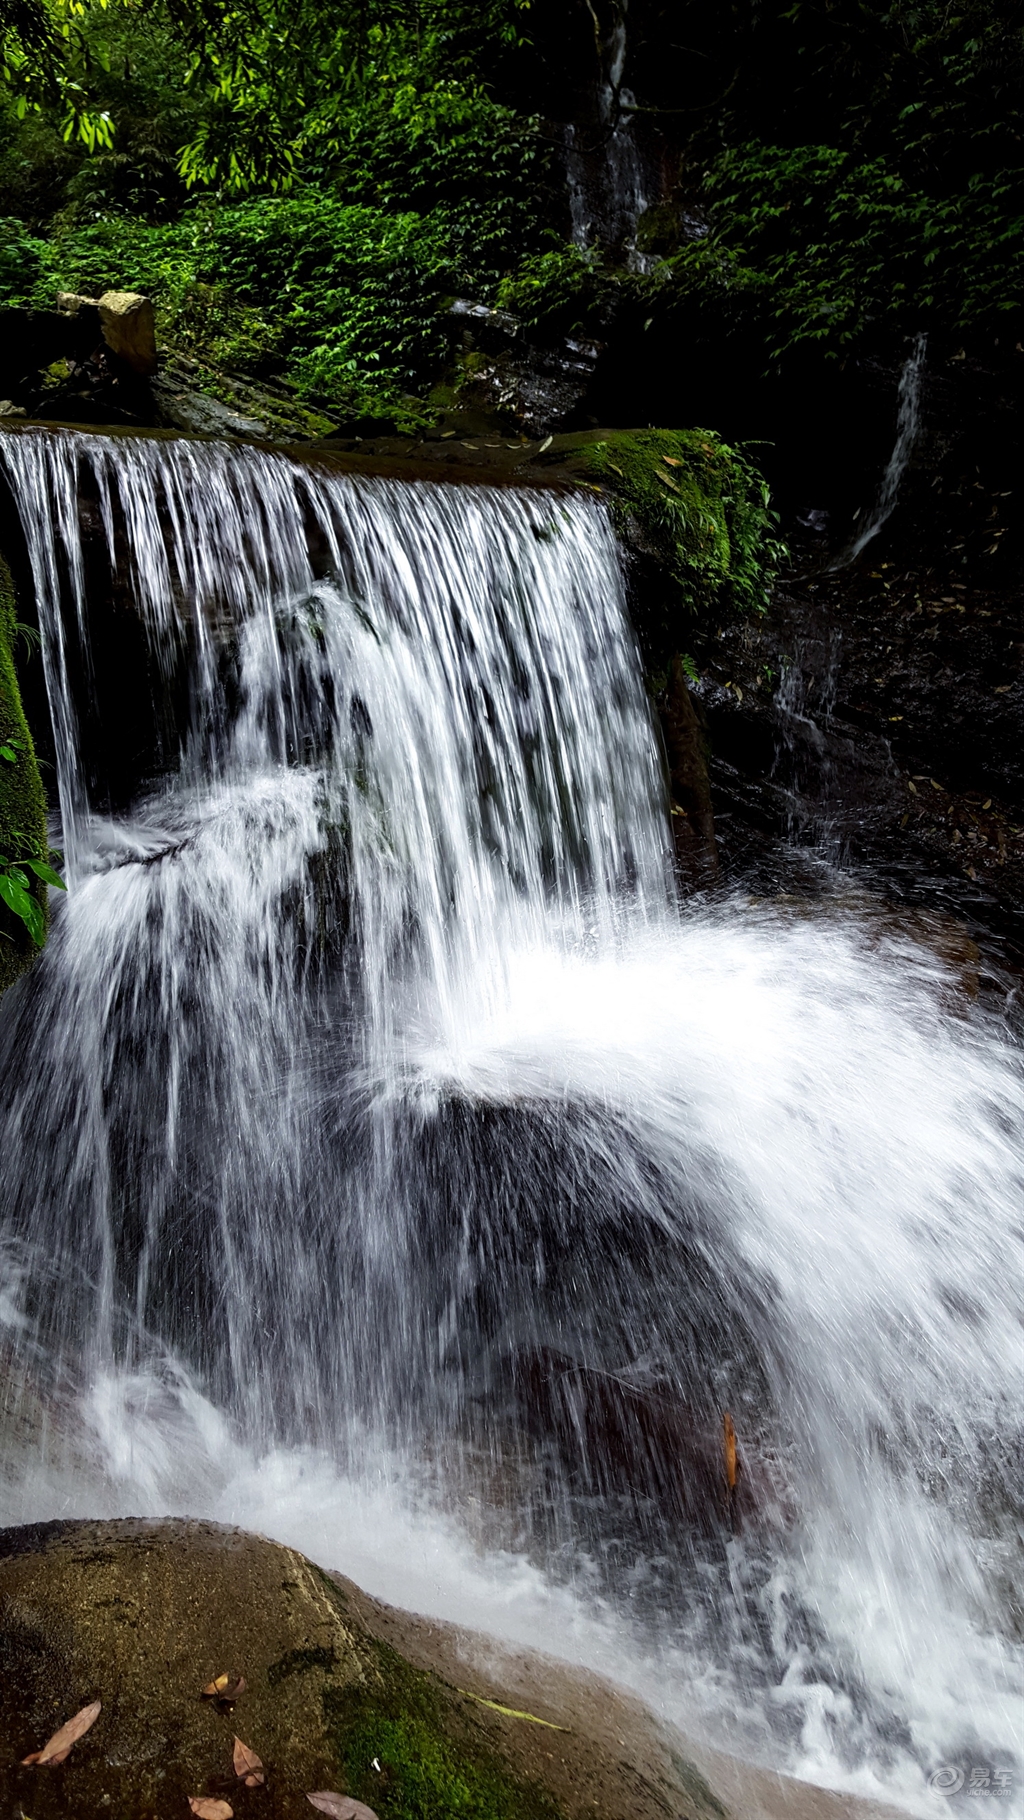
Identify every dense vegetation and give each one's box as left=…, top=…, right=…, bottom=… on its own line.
left=0, top=0, right=549, bottom=421
left=2, top=0, right=1020, bottom=427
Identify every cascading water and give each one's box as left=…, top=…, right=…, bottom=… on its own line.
left=0, top=426, right=1020, bottom=1815
left=840, top=333, right=929, bottom=566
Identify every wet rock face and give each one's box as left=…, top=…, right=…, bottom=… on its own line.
left=690, top=555, right=1024, bottom=947
left=446, top=300, right=603, bottom=436
left=0, top=1520, right=722, bottom=1820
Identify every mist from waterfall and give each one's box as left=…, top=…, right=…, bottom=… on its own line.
left=0, top=426, right=1020, bottom=1816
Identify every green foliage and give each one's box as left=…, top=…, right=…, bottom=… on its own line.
left=13, top=192, right=461, bottom=418
left=0, top=553, right=54, bottom=991
left=1, top=0, right=122, bottom=151
left=167, top=0, right=535, bottom=199
left=0, top=210, right=46, bottom=296
left=661, top=0, right=1024, bottom=356
left=671, top=142, right=1024, bottom=356
left=583, top=429, right=786, bottom=626
left=0, top=0, right=549, bottom=424
left=495, top=244, right=610, bottom=338
left=197, top=193, right=456, bottom=404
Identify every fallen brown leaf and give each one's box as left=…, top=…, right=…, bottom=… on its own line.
left=306, top=1793, right=379, bottom=1820
left=201, top=1674, right=247, bottom=1703
left=188, top=1799, right=233, bottom=1819
left=723, top=1412, right=738, bottom=1492
left=21, top=1699, right=101, bottom=1765
left=233, top=1737, right=264, bottom=1785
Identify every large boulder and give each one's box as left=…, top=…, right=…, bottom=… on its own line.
left=0, top=1518, right=723, bottom=1820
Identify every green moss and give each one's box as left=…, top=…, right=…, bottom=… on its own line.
left=0, top=553, right=50, bottom=997
left=582, top=427, right=786, bottom=635
left=323, top=1633, right=564, bottom=1820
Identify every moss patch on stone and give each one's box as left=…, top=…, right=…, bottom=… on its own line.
left=323, top=1630, right=563, bottom=1820
left=581, top=428, right=785, bottom=630
left=0, top=551, right=49, bottom=996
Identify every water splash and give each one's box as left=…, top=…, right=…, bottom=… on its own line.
left=0, top=425, right=1020, bottom=1815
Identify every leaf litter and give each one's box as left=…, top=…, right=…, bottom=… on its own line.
left=201, top=1673, right=247, bottom=1708
left=306, top=1794, right=380, bottom=1820
left=232, top=1736, right=265, bottom=1787
left=21, top=1699, right=101, bottom=1765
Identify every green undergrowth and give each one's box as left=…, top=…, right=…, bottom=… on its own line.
left=0, top=554, right=51, bottom=995
left=0, top=197, right=460, bottom=426
left=581, top=429, right=785, bottom=644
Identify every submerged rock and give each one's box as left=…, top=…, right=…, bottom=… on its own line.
left=0, top=1518, right=723, bottom=1820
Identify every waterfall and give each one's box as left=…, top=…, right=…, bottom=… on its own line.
left=841, top=333, right=929, bottom=566
left=0, top=426, right=1020, bottom=1814
left=561, top=1, right=652, bottom=268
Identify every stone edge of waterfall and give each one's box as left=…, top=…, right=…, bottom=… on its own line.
left=0, top=1516, right=721, bottom=1820
left=0, top=416, right=581, bottom=494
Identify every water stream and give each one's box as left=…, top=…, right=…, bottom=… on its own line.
left=0, top=427, right=1020, bottom=1814
left=841, top=333, right=929, bottom=567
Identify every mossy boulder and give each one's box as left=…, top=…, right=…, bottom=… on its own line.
left=0, top=1519, right=726, bottom=1820
left=574, top=429, right=785, bottom=653
left=0, top=552, right=49, bottom=997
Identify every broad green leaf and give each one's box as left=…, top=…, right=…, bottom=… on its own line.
left=24, top=859, right=67, bottom=890
left=0, top=873, right=45, bottom=944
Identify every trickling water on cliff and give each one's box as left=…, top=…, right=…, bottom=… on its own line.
left=0, top=427, right=1020, bottom=1814
left=843, top=333, right=929, bottom=565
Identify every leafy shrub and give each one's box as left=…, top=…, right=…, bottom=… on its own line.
left=0, top=213, right=47, bottom=300
left=31, top=193, right=458, bottom=417
left=495, top=245, right=611, bottom=338
left=673, top=142, right=1024, bottom=355
left=196, top=194, right=457, bottom=401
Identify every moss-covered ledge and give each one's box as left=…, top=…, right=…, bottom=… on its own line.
left=0, top=552, right=49, bottom=997
left=542, top=428, right=785, bottom=665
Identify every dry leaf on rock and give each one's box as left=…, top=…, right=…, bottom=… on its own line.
left=188, top=1799, right=234, bottom=1819
left=306, top=1792, right=380, bottom=1820
left=201, top=1674, right=247, bottom=1702
left=21, top=1699, right=101, bottom=1765
left=232, top=1737, right=264, bottom=1786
